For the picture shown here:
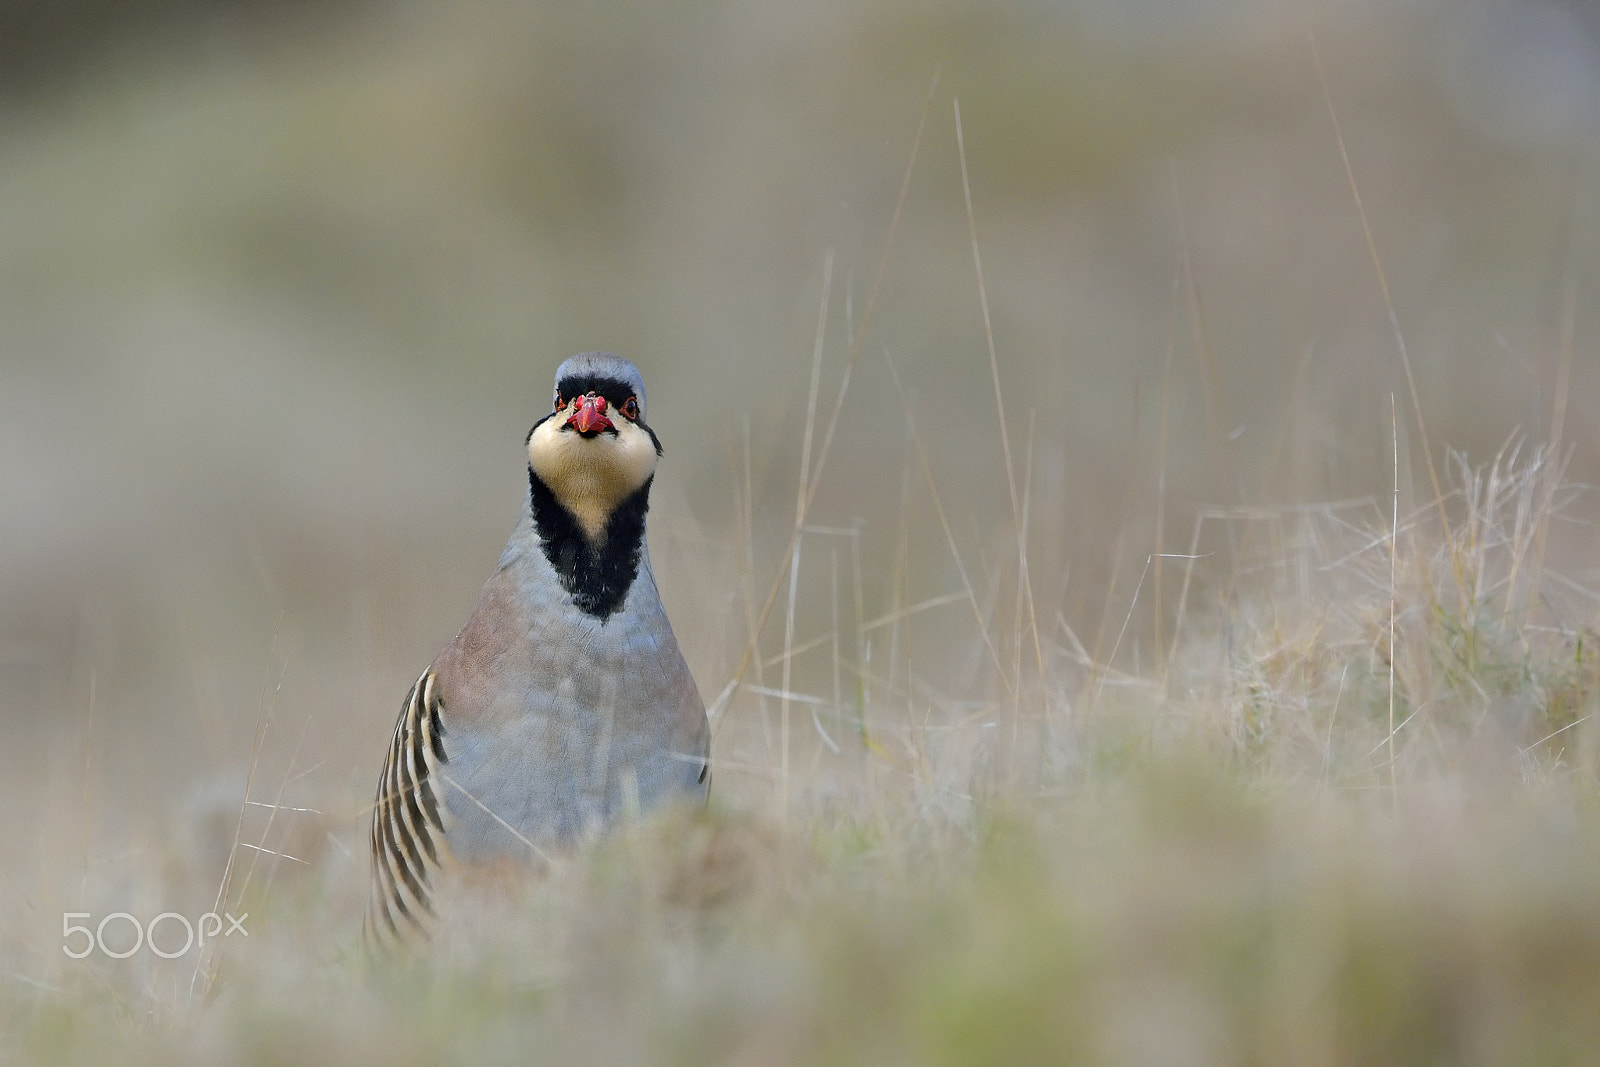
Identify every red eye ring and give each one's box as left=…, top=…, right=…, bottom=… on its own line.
left=621, top=397, right=640, bottom=421
left=554, top=393, right=565, bottom=413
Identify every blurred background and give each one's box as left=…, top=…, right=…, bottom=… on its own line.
left=2, top=0, right=1598, bottom=926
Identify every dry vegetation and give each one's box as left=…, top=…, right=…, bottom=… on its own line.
left=11, top=374, right=1600, bottom=1065
left=5, top=2, right=1600, bottom=1064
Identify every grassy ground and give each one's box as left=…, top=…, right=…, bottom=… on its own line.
left=4, top=2, right=1600, bottom=1064
left=9, top=398, right=1600, bottom=1065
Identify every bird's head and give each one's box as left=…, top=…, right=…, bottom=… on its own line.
left=527, top=352, right=662, bottom=541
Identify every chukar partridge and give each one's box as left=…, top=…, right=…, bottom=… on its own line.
left=366, top=352, right=710, bottom=950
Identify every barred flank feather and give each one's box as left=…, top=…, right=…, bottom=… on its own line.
left=364, top=668, right=451, bottom=955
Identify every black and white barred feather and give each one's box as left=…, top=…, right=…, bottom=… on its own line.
left=364, top=668, right=451, bottom=954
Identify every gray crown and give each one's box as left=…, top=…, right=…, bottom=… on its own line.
left=554, top=351, right=648, bottom=421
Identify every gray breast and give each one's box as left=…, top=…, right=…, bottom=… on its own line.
left=437, top=548, right=708, bottom=861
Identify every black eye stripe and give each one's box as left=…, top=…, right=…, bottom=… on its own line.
left=555, top=375, right=639, bottom=414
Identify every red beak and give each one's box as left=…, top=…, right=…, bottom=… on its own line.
left=567, top=395, right=614, bottom=435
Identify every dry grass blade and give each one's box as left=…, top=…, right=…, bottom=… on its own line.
left=860, top=591, right=969, bottom=633
left=441, top=774, right=552, bottom=864
left=79, top=668, right=95, bottom=902
left=1089, top=553, right=1154, bottom=716
left=1309, top=31, right=1465, bottom=614
left=248, top=713, right=315, bottom=903
left=955, top=98, right=1043, bottom=677
left=717, top=69, right=941, bottom=735
left=1528, top=276, right=1578, bottom=610
left=191, top=616, right=284, bottom=1002
left=1389, top=393, right=1399, bottom=808
left=777, top=250, right=835, bottom=818
left=733, top=416, right=774, bottom=753
left=1171, top=163, right=1242, bottom=508
left=1153, top=250, right=1182, bottom=672
left=880, top=344, right=1012, bottom=695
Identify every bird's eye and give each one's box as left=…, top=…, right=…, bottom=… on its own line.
left=621, top=397, right=640, bottom=421
left=554, top=393, right=565, bottom=413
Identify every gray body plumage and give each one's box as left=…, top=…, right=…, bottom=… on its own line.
left=434, top=504, right=708, bottom=858
left=366, top=353, right=708, bottom=949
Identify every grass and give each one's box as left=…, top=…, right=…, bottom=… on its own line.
left=8, top=329, right=1600, bottom=1066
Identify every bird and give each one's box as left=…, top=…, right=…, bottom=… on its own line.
left=365, top=352, right=710, bottom=952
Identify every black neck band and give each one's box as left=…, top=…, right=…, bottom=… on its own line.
left=527, top=467, right=651, bottom=621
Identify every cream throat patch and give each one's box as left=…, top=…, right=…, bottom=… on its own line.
left=526, top=416, right=658, bottom=542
